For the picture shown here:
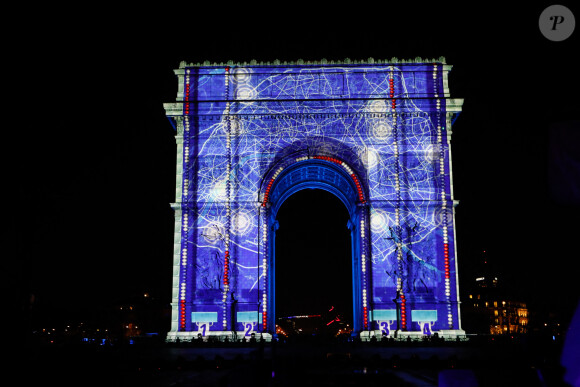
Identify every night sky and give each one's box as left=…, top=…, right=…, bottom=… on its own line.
left=7, top=3, right=579, bottom=333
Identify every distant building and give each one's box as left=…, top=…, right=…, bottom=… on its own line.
left=465, top=293, right=529, bottom=335
left=462, top=260, right=529, bottom=335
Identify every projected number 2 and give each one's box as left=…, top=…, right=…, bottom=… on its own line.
left=244, top=323, right=253, bottom=336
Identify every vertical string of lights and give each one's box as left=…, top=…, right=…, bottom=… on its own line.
left=223, top=66, right=232, bottom=330
left=391, top=67, right=407, bottom=330
left=257, top=193, right=268, bottom=332
left=179, top=70, right=193, bottom=332
left=261, top=215, right=268, bottom=332
left=434, top=63, right=453, bottom=329
left=360, top=208, right=369, bottom=330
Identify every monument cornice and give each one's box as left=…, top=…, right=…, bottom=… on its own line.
left=178, top=57, right=448, bottom=69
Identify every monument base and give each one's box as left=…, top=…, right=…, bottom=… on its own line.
left=166, top=331, right=272, bottom=343
left=360, top=329, right=467, bottom=342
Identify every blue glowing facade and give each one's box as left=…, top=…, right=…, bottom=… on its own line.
left=163, top=58, right=464, bottom=341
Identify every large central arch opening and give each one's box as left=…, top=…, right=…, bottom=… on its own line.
left=275, top=189, right=352, bottom=337
left=262, top=156, right=369, bottom=337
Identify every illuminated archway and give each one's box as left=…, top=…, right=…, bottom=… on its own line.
left=260, top=154, right=370, bottom=333
left=164, top=59, right=466, bottom=342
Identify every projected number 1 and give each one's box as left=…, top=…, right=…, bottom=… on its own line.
left=195, top=322, right=209, bottom=336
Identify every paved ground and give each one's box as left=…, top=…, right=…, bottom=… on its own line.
left=19, top=338, right=568, bottom=386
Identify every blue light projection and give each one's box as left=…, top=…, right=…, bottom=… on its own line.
left=164, top=58, right=464, bottom=340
